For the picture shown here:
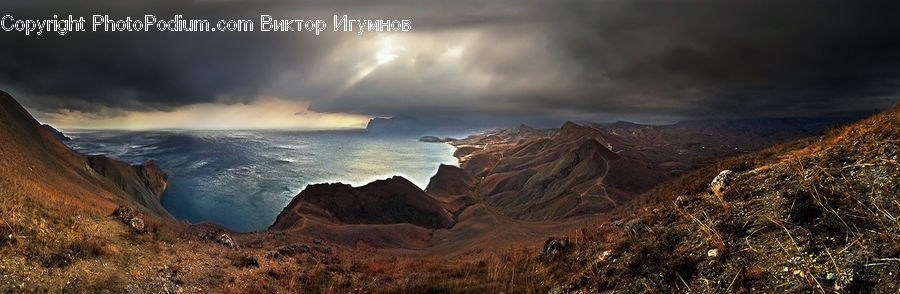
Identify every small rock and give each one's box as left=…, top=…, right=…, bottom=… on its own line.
left=597, top=250, right=613, bottom=262
left=112, top=206, right=137, bottom=222
left=112, top=206, right=146, bottom=233
left=274, top=243, right=310, bottom=257
left=710, top=170, right=732, bottom=197
left=215, top=233, right=236, bottom=248
left=707, top=249, right=719, bottom=257
left=240, top=255, right=259, bottom=267
left=128, top=217, right=146, bottom=233
left=538, top=237, right=573, bottom=262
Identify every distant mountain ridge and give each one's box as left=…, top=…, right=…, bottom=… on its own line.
left=365, top=115, right=474, bottom=135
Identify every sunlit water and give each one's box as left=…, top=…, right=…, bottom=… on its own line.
left=62, top=130, right=458, bottom=231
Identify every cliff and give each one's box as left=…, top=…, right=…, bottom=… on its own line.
left=41, top=124, right=71, bottom=141
left=0, top=90, right=171, bottom=218
left=271, top=176, right=455, bottom=230
left=424, top=164, right=478, bottom=214
left=365, top=115, right=471, bottom=135
left=86, top=155, right=171, bottom=218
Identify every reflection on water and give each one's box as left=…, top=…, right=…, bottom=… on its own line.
left=63, top=129, right=458, bottom=231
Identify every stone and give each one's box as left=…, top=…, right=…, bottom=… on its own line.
left=240, top=255, right=260, bottom=267
left=215, top=233, right=236, bottom=248
left=538, top=237, right=573, bottom=262
left=112, top=206, right=146, bottom=233
left=710, top=170, right=732, bottom=197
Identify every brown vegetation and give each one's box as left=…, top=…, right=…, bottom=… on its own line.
left=550, top=105, right=899, bottom=293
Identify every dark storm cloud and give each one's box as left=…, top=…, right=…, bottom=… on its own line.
left=1, top=0, right=899, bottom=121
left=0, top=0, right=345, bottom=112
left=536, top=0, right=900, bottom=117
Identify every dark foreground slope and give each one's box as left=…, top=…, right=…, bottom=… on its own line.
left=271, top=176, right=454, bottom=230
left=546, top=105, right=900, bottom=293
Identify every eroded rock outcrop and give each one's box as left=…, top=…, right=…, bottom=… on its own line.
left=271, top=176, right=455, bottom=230
left=88, top=155, right=171, bottom=218
left=425, top=164, right=478, bottom=214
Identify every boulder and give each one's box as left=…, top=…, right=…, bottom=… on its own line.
left=710, top=170, right=732, bottom=198
left=215, top=233, right=236, bottom=248
left=539, top=237, right=573, bottom=262
left=112, top=206, right=146, bottom=233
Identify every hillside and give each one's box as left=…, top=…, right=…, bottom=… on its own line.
left=0, top=91, right=170, bottom=218
left=0, top=91, right=183, bottom=291
left=545, top=105, right=900, bottom=293
left=447, top=117, right=837, bottom=221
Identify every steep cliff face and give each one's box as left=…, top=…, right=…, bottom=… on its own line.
left=41, top=124, right=71, bottom=141
left=87, top=155, right=171, bottom=218
left=425, top=164, right=478, bottom=214
left=0, top=91, right=171, bottom=218
left=271, top=176, right=454, bottom=231
left=365, top=115, right=471, bottom=135
left=426, top=164, right=477, bottom=196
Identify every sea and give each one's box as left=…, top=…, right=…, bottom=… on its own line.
left=62, top=129, right=459, bottom=232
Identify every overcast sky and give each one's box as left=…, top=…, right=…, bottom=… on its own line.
left=2, top=0, right=899, bottom=129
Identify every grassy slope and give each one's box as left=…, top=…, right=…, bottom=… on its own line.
left=549, top=105, right=899, bottom=293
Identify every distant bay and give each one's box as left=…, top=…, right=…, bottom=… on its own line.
left=63, top=129, right=458, bottom=231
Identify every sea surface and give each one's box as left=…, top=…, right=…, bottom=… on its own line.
left=62, top=129, right=459, bottom=231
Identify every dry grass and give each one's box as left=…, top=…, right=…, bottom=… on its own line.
left=554, top=105, right=900, bottom=293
